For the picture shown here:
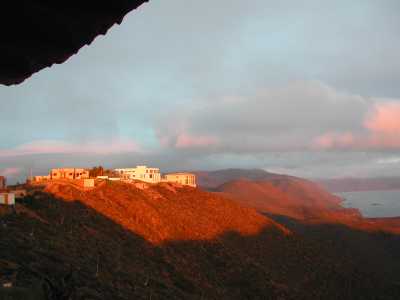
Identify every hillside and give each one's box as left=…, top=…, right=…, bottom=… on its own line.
left=1, top=180, right=400, bottom=299
left=194, top=169, right=400, bottom=236
left=215, top=178, right=349, bottom=221
left=195, top=169, right=359, bottom=220
left=193, top=169, right=289, bottom=190
left=43, top=181, right=289, bottom=244
left=1, top=181, right=291, bottom=299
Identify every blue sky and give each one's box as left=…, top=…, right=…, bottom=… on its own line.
left=1, top=0, right=400, bottom=182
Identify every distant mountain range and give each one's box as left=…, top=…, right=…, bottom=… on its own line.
left=194, top=168, right=400, bottom=193
left=317, top=177, right=400, bottom=193
left=193, top=168, right=292, bottom=190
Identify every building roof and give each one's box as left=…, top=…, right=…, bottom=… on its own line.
left=165, top=172, right=196, bottom=176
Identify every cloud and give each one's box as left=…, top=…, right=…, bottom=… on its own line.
left=314, top=101, right=400, bottom=150
left=175, top=133, right=218, bottom=148
left=376, top=157, right=400, bottom=164
left=313, top=132, right=355, bottom=149
left=0, top=167, right=21, bottom=177
left=156, top=81, right=370, bottom=152
left=1, top=1, right=400, bottom=182
left=363, top=102, right=400, bottom=148
left=0, top=139, right=141, bottom=157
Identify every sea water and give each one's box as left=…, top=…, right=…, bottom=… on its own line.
left=338, top=190, right=400, bottom=218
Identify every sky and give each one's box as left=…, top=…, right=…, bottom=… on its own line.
left=1, top=0, right=400, bottom=183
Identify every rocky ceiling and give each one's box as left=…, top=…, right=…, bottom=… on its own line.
left=0, top=1, right=148, bottom=86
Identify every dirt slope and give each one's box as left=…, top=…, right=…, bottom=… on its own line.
left=44, top=181, right=289, bottom=244
left=1, top=181, right=290, bottom=299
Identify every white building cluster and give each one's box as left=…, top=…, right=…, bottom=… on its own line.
left=115, top=166, right=197, bottom=187
left=115, top=166, right=161, bottom=183
left=32, top=165, right=197, bottom=187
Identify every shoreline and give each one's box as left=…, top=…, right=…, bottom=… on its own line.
left=336, top=190, right=400, bottom=220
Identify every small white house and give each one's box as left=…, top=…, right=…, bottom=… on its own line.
left=163, top=173, right=197, bottom=187
left=0, top=193, right=15, bottom=206
left=115, top=166, right=161, bottom=184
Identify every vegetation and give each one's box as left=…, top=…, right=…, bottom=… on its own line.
left=88, top=166, right=119, bottom=178
left=1, top=181, right=400, bottom=299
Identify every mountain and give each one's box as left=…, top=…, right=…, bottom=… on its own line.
left=193, top=168, right=290, bottom=190
left=198, top=169, right=398, bottom=232
left=215, top=178, right=350, bottom=221
left=2, top=180, right=400, bottom=299
left=318, top=177, right=400, bottom=193
left=194, top=169, right=349, bottom=220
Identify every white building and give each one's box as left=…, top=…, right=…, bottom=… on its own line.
left=33, top=175, right=50, bottom=182
left=163, top=173, right=197, bottom=187
left=50, top=168, right=89, bottom=180
left=115, top=166, right=161, bottom=184
left=0, top=193, right=15, bottom=206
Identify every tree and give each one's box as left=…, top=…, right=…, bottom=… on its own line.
left=89, top=166, right=104, bottom=178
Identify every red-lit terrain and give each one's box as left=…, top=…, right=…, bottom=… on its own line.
left=44, top=181, right=289, bottom=244
left=215, top=178, right=345, bottom=220
left=1, top=177, right=400, bottom=299
left=198, top=169, right=400, bottom=234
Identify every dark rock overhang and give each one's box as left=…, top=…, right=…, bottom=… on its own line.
left=0, top=1, right=148, bottom=86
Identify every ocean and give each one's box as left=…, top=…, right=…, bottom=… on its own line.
left=338, top=190, right=400, bottom=218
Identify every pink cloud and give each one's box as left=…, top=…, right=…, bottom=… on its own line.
left=0, top=139, right=140, bottom=157
left=363, top=102, right=400, bottom=148
left=365, top=102, right=400, bottom=134
left=313, top=102, right=400, bottom=150
left=0, top=167, right=21, bottom=177
left=313, top=132, right=355, bottom=149
left=175, top=133, right=218, bottom=148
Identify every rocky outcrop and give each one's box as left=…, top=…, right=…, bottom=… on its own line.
left=0, top=1, right=148, bottom=85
